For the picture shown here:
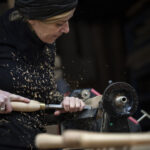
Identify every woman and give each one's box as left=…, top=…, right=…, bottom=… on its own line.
left=0, top=0, right=84, bottom=149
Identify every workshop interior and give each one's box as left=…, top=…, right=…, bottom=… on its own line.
left=0, top=0, right=150, bottom=149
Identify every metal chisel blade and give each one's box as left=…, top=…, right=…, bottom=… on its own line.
left=46, top=104, right=92, bottom=110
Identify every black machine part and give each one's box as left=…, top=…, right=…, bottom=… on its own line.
left=102, top=82, right=138, bottom=117
left=59, top=82, right=140, bottom=133
left=101, top=112, right=141, bottom=132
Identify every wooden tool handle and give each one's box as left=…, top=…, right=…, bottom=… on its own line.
left=35, top=133, right=64, bottom=149
left=63, top=130, right=150, bottom=148
left=11, top=100, right=45, bottom=112
left=35, top=130, right=150, bottom=149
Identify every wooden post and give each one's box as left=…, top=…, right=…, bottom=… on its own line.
left=7, top=0, right=15, bottom=8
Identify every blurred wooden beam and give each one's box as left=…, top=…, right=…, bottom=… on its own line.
left=7, top=0, right=14, bottom=8
left=126, top=0, right=149, bottom=17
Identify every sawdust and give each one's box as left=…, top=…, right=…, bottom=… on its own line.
left=0, top=44, right=63, bottom=148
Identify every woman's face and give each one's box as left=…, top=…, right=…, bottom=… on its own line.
left=28, top=11, right=74, bottom=44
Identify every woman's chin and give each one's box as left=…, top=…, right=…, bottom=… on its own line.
left=42, top=36, right=59, bottom=44
left=43, top=39, right=55, bottom=44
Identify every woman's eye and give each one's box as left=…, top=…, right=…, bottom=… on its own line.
left=56, top=23, right=63, bottom=27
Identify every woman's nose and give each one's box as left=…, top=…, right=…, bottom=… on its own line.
left=61, top=22, right=70, bottom=34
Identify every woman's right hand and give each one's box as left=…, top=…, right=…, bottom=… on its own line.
left=0, top=90, right=30, bottom=114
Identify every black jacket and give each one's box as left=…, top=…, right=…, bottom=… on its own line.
left=0, top=9, right=63, bottom=149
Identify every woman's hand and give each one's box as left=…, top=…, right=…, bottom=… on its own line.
left=0, top=90, right=30, bottom=114
left=54, top=96, right=85, bottom=116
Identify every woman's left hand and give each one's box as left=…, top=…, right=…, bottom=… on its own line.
left=54, top=96, right=85, bottom=116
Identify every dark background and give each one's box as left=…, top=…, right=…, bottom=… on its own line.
left=0, top=0, right=150, bottom=131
